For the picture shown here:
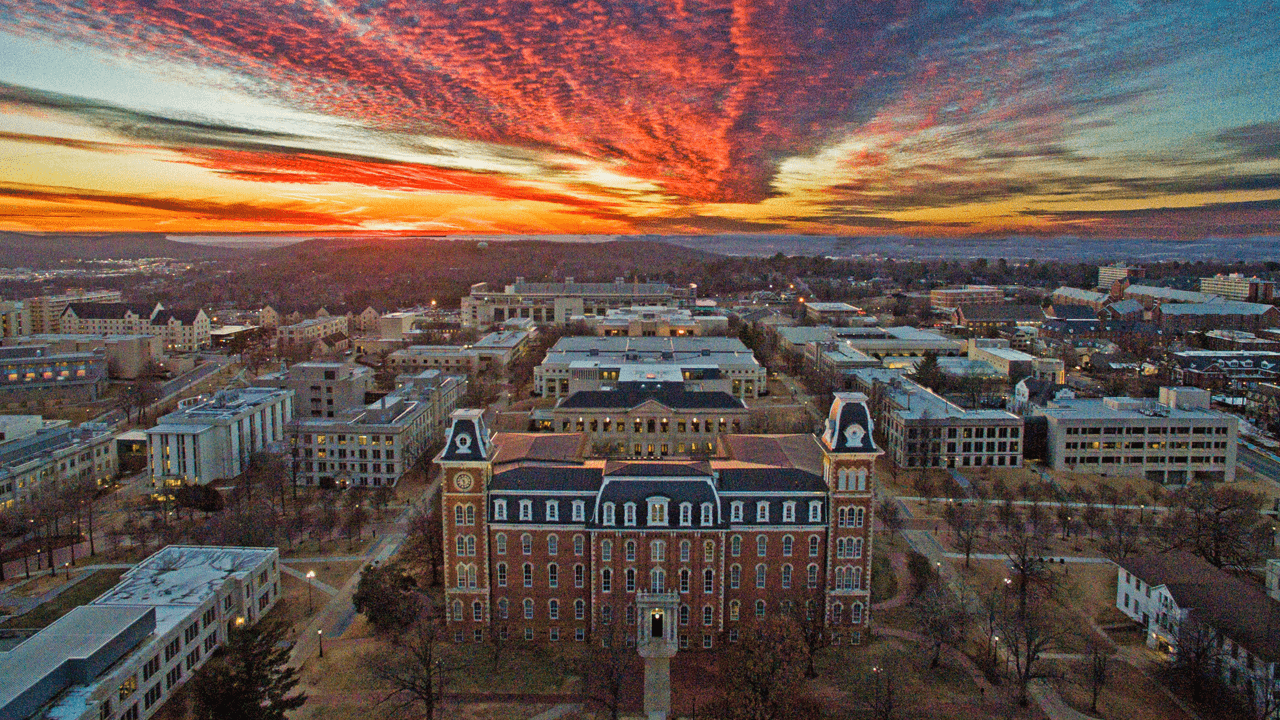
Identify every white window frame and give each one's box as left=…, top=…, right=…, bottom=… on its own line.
left=679, top=502, right=693, bottom=526
left=756, top=501, right=769, bottom=523
left=572, top=500, right=586, bottom=522
left=730, top=501, right=744, bottom=522
left=808, top=501, right=822, bottom=523
left=518, top=499, right=532, bottom=521
left=493, top=499, right=507, bottom=521
left=546, top=500, right=559, bottom=522
left=646, top=497, right=668, bottom=526
left=782, top=501, right=796, bottom=523
left=603, top=502, right=616, bottom=525
left=700, top=502, right=714, bottom=526
left=624, top=502, right=638, bottom=527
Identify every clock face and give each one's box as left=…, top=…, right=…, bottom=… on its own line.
left=454, top=472, right=475, bottom=491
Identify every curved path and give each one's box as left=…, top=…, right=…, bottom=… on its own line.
left=871, top=552, right=913, bottom=611
left=873, top=626, right=994, bottom=693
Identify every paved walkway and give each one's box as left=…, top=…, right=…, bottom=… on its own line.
left=940, top=551, right=1115, bottom=565
left=871, top=553, right=913, bottom=611
left=527, top=703, right=583, bottom=720
left=1029, top=680, right=1098, bottom=720
left=280, top=565, right=339, bottom=595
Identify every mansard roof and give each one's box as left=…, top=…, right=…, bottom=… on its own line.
left=717, top=468, right=826, bottom=493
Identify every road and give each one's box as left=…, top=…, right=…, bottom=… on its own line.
left=1240, top=443, right=1280, bottom=482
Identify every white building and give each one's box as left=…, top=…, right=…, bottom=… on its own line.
left=579, top=305, right=728, bottom=337
left=147, top=388, right=293, bottom=486
left=1033, top=386, right=1237, bottom=483
left=462, top=277, right=690, bottom=328
left=534, top=336, right=766, bottom=400
left=0, top=545, right=280, bottom=720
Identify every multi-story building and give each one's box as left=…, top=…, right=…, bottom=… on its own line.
left=59, top=303, right=210, bottom=353
left=1050, top=286, right=1108, bottom=311
left=953, top=304, right=1045, bottom=332
left=4, top=333, right=163, bottom=379
left=1097, top=263, right=1144, bottom=289
left=535, top=337, right=766, bottom=400
left=802, top=303, right=867, bottom=326
left=1199, top=273, right=1276, bottom=303
left=0, top=415, right=55, bottom=445
left=1116, top=551, right=1280, bottom=715
left=25, top=289, right=122, bottom=335
left=0, top=425, right=116, bottom=513
left=774, top=326, right=964, bottom=362
left=387, top=330, right=532, bottom=376
left=147, top=388, right=293, bottom=487
left=968, top=339, right=1065, bottom=384
left=1245, top=383, right=1280, bottom=435
left=275, top=315, right=349, bottom=348
left=1120, top=284, right=1218, bottom=309
left=0, top=300, right=28, bottom=337
left=582, top=306, right=728, bottom=337
left=847, top=368, right=1024, bottom=470
left=1169, top=351, right=1280, bottom=389
left=929, top=285, right=1003, bottom=312
left=0, top=545, right=279, bottom=720
left=437, top=393, right=882, bottom=649
left=290, top=370, right=465, bottom=488
left=543, top=367, right=748, bottom=457
left=0, top=345, right=108, bottom=400
left=260, top=361, right=375, bottom=418
left=462, top=277, right=691, bottom=328
left=1153, top=301, right=1280, bottom=335
left=1033, top=387, right=1237, bottom=483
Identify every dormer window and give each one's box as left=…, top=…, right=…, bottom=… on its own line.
left=494, top=499, right=507, bottom=521
left=700, top=502, right=714, bottom=526
left=603, top=502, right=616, bottom=525
left=730, top=501, right=744, bottom=522
left=572, top=500, right=586, bottom=522
left=808, top=501, right=822, bottom=523
left=647, top=498, right=669, bottom=526
left=546, top=500, right=559, bottom=522
left=756, top=501, right=769, bottom=523
left=782, top=501, right=796, bottom=523
left=519, top=499, right=532, bottom=521
left=624, top=502, right=638, bottom=526
left=679, top=502, right=692, bottom=526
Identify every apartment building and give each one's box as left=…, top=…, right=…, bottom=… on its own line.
left=147, top=388, right=293, bottom=486
left=290, top=370, right=465, bottom=488
left=1116, top=552, right=1280, bottom=715
left=5, top=333, right=163, bottom=379
left=260, top=361, right=375, bottom=418
left=1033, top=387, right=1237, bottom=483
left=387, top=329, right=532, bottom=376
left=438, top=393, right=881, bottom=649
left=1153, top=301, right=1280, bottom=334
left=1120, top=284, right=1218, bottom=309
left=462, top=277, right=691, bottom=328
left=847, top=368, right=1024, bottom=469
left=1199, top=273, right=1276, bottom=303
left=0, top=425, right=117, bottom=513
left=1051, top=287, right=1109, bottom=310
left=582, top=306, right=728, bottom=337
left=544, top=366, right=748, bottom=457
left=1097, top=263, right=1144, bottom=289
left=1169, top=351, right=1280, bottom=389
left=25, top=289, right=122, bottom=335
left=929, top=285, right=1003, bottom=311
left=59, top=302, right=210, bottom=353
left=0, top=345, right=108, bottom=400
left=0, top=300, right=28, bottom=337
left=275, top=315, right=349, bottom=348
left=0, top=546, right=279, bottom=720
left=534, top=337, right=765, bottom=400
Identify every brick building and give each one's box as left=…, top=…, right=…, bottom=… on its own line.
left=437, top=394, right=881, bottom=650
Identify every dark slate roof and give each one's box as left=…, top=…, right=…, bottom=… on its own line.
left=557, top=383, right=745, bottom=411
left=605, top=462, right=711, bottom=477
left=958, top=303, right=1046, bottom=322
left=717, top=468, right=826, bottom=493
left=441, top=413, right=489, bottom=462
left=593, top=479, right=721, bottom=528
left=65, top=302, right=154, bottom=320
left=1048, top=304, right=1098, bottom=321
left=153, top=308, right=204, bottom=324
left=490, top=466, right=603, bottom=492
left=826, top=399, right=877, bottom=453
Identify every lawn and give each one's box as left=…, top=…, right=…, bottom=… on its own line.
left=0, top=569, right=127, bottom=629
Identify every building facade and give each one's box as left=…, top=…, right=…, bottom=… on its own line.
left=147, top=388, right=293, bottom=486
left=437, top=394, right=881, bottom=649
left=535, top=336, right=766, bottom=400
left=462, top=277, right=691, bottom=328
left=59, top=303, right=211, bottom=352
left=0, top=425, right=117, bottom=513
left=584, top=306, right=728, bottom=337
left=0, top=344, right=108, bottom=400
left=1097, top=263, right=1144, bottom=289
left=260, top=361, right=375, bottom=418
left=0, top=300, right=28, bottom=337
left=25, top=290, right=122, bottom=335
left=1200, top=273, right=1276, bottom=303
left=929, top=286, right=1003, bottom=311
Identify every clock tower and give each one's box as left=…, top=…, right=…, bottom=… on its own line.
left=438, top=409, right=494, bottom=641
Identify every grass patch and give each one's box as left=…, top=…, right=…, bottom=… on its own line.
left=1, top=569, right=126, bottom=630
left=871, top=553, right=897, bottom=604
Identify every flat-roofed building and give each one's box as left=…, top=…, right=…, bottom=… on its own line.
left=847, top=369, right=1024, bottom=469
left=463, top=276, right=691, bottom=328
left=1097, top=263, right=1144, bottom=289
left=953, top=303, right=1045, bottom=332
left=0, top=345, right=108, bottom=400
left=545, top=367, right=748, bottom=457
left=581, top=306, right=728, bottom=337
left=25, top=289, right=122, bottom=335
left=259, top=361, right=374, bottom=418
left=0, top=424, right=116, bottom=513
left=0, top=414, right=49, bottom=445
left=803, top=302, right=867, bottom=326
left=0, top=545, right=280, bottom=720
left=147, top=388, right=293, bottom=487
left=775, top=326, right=964, bottom=360
left=1033, top=386, right=1237, bottom=483
left=387, top=329, right=532, bottom=376
left=0, top=300, right=28, bottom=337
left=275, top=315, right=349, bottom=348
left=929, top=285, right=1003, bottom=311
left=534, top=336, right=765, bottom=400
left=968, top=339, right=1065, bottom=383
left=379, top=311, right=420, bottom=339
left=3, top=333, right=162, bottom=379
left=1199, top=273, right=1276, bottom=303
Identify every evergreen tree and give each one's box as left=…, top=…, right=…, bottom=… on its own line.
left=192, top=618, right=307, bottom=720
left=911, top=351, right=945, bottom=391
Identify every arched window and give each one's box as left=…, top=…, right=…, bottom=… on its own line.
left=465, top=504, right=475, bottom=525
left=851, top=602, right=864, bottom=624
left=602, top=568, right=612, bottom=592
left=680, top=540, right=691, bottom=562
left=455, top=536, right=466, bottom=556
left=523, top=599, right=534, bottom=619
left=700, top=502, right=714, bottom=526
left=838, top=507, right=848, bottom=527
left=498, top=598, right=509, bottom=619
left=703, top=606, right=713, bottom=626
left=854, top=508, right=865, bottom=527
left=650, top=568, right=666, bottom=592
left=755, top=564, right=767, bottom=588
left=854, top=566, right=864, bottom=590
left=495, top=532, right=507, bottom=554
left=731, top=535, right=742, bottom=556
left=730, top=565, right=741, bottom=589
left=548, top=534, right=559, bottom=555
left=549, top=599, right=559, bottom=620
left=782, top=535, right=793, bottom=557
left=680, top=605, right=690, bottom=625
left=853, top=538, right=864, bottom=558
left=575, top=599, right=585, bottom=620
left=472, top=601, right=483, bottom=622
left=836, top=538, right=846, bottom=558
left=809, top=535, right=821, bottom=557
left=856, top=468, right=868, bottom=491
left=729, top=600, right=741, bottom=621
left=782, top=564, right=793, bottom=589
left=834, top=567, right=845, bottom=589
left=456, top=564, right=467, bottom=589
left=808, top=564, right=819, bottom=588
left=497, top=562, right=507, bottom=587
left=703, top=540, right=715, bottom=562
left=703, top=569, right=714, bottom=594
left=601, top=605, right=613, bottom=624
left=603, top=502, right=616, bottom=525
left=574, top=564, right=585, bottom=588
left=601, top=539, right=613, bottom=562
left=625, top=540, right=637, bottom=561
left=680, top=569, right=690, bottom=593
left=521, top=533, right=532, bottom=555
left=574, top=534, right=585, bottom=556
left=756, top=535, right=767, bottom=557
left=650, top=540, right=666, bottom=561
left=626, top=568, right=636, bottom=592
left=467, top=564, right=477, bottom=588
left=523, top=563, right=533, bottom=587
left=755, top=600, right=766, bottom=619
left=548, top=563, right=559, bottom=588
left=466, top=536, right=476, bottom=556
left=832, top=602, right=843, bottom=623
left=452, top=600, right=463, bottom=621
left=454, top=505, right=464, bottom=525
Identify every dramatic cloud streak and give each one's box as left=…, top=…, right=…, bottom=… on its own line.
left=0, top=0, right=1278, bottom=236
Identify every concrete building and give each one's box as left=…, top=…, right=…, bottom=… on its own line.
left=0, top=415, right=53, bottom=445
left=25, top=289, right=122, bottom=335
left=4, top=333, right=163, bottom=380
left=1097, top=263, right=1144, bottom=289
left=0, top=345, right=108, bottom=400
left=438, top=393, right=881, bottom=649
left=1116, top=552, right=1280, bottom=715
left=929, top=285, right=1003, bottom=311
left=543, top=367, right=749, bottom=457
left=0, top=545, right=279, bottom=720
left=1199, top=273, right=1276, bottom=303
left=462, top=277, right=690, bottom=328
left=775, top=326, right=964, bottom=361
left=968, top=339, right=1065, bottom=384
left=847, top=369, right=1024, bottom=469
left=259, top=361, right=375, bottom=418
left=803, top=302, right=867, bottom=326
left=387, top=329, right=532, bottom=376
left=0, top=425, right=116, bottom=513
left=290, top=370, right=465, bottom=489
left=1033, top=387, right=1237, bottom=483
left=534, top=337, right=766, bottom=400
left=147, top=388, right=293, bottom=487
left=1153, top=301, right=1280, bottom=334
left=582, top=306, right=728, bottom=337
left=953, top=304, right=1045, bottom=332
left=275, top=315, right=349, bottom=349
left=379, top=311, right=419, bottom=339
left=0, top=300, right=28, bottom=337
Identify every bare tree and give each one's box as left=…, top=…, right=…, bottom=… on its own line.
left=998, top=521, right=1052, bottom=620
left=716, top=617, right=812, bottom=720
left=1086, top=643, right=1109, bottom=715
left=877, top=499, right=905, bottom=537
left=854, top=655, right=904, bottom=720
left=579, top=617, right=639, bottom=720
left=784, top=590, right=829, bottom=678
left=372, top=616, right=464, bottom=720
left=944, top=501, right=986, bottom=568
left=1158, top=483, right=1271, bottom=568
left=912, top=583, right=972, bottom=669
left=1002, top=604, right=1068, bottom=707
left=1099, top=510, right=1144, bottom=561
left=401, top=500, right=442, bottom=587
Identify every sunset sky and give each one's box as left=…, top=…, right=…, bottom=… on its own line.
left=1, top=0, right=1278, bottom=238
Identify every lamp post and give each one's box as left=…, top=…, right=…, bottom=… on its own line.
left=317, top=628, right=324, bottom=658
left=306, top=569, right=316, bottom=614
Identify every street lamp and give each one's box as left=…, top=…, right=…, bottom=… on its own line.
left=317, top=628, right=324, bottom=658
left=306, top=570, right=317, bottom=613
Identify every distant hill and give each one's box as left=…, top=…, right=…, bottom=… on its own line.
left=0, top=232, right=250, bottom=267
